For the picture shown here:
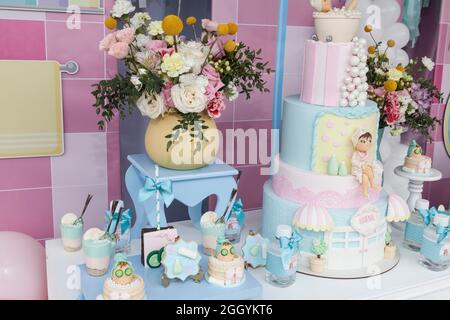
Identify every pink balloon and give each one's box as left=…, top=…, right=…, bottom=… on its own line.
left=0, top=232, right=47, bottom=300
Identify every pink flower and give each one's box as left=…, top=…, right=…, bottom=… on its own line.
left=159, top=48, right=175, bottom=56
left=384, top=92, right=401, bottom=125
left=202, top=64, right=224, bottom=99
left=201, top=19, right=219, bottom=32
left=108, top=42, right=129, bottom=59
left=208, top=36, right=225, bottom=59
left=162, top=81, right=174, bottom=107
left=374, top=86, right=386, bottom=97
left=145, top=40, right=167, bottom=53
left=207, top=91, right=226, bottom=119
left=115, top=27, right=135, bottom=44
left=99, top=33, right=117, bottom=51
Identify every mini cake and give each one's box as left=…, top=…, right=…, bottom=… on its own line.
left=402, top=140, right=432, bottom=174
left=102, top=254, right=145, bottom=300
left=206, top=239, right=245, bottom=287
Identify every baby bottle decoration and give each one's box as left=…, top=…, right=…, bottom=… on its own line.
left=265, top=225, right=301, bottom=288
left=419, top=210, right=450, bottom=271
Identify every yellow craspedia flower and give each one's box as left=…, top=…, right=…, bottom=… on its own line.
left=384, top=79, right=398, bottom=92
left=104, top=17, right=117, bottom=30
left=227, top=22, right=239, bottom=35
left=224, top=40, right=237, bottom=52
left=368, top=46, right=376, bottom=54
left=217, top=23, right=229, bottom=36
left=162, top=15, right=184, bottom=36
left=364, top=24, right=372, bottom=33
left=387, top=39, right=396, bottom=47
left=396, top=64, right=405, bottom=72
left=186, top=16, right=197, bottom=25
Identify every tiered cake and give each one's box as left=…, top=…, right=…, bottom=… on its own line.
left=262, top=5, right=410, bottom=276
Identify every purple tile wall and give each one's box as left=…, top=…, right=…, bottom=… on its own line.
left=0, top=1, right=120, bottom=240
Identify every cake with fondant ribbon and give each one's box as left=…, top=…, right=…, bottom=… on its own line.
left=262, top=1, right=410, bottom=275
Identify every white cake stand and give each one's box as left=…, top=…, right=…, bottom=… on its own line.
left=392, top=166, right=442, bottom=231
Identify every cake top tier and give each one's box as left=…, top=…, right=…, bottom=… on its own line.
left=310, top=1, right=362, bottom=43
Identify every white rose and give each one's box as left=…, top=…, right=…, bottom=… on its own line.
left=148, top=21, right=164, bottom=36
left=130, top=12, right=151, bottom=29
left=136, top=93, right=166, bottom=119
left=111, top=0, right=135, bottom=18
left=421, top=56, right=435, bottom=71
left=161, top=52, right=190, bottom=78
left=130, top=75, right=142, bottom=90
left=135, top=34, right=149, bottom=48
left=171, top=74, right=209, bottom=113
left=179, top=41, right=209, bottom=75
left=225, top=83, right=239, bottom=101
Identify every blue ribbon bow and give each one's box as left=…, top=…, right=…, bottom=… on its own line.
left=229, top=198, right=245, bottom=226
left=436, top=224, right=450, bottom=244
left=419, top=207, right=438, bottom=226
left=105, top=209, right=132, bottom=235
left=279, top=231, right=302, bottom=251
left=138, top=177, right=174, bottom=207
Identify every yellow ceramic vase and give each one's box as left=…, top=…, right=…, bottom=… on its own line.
left=145, top=111, right=220, bottom=170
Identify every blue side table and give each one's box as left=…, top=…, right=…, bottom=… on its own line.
left=125, top=154, right=239, bottom=239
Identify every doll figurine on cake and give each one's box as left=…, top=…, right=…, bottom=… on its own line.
left=206, top=236, right=245, bottom=287
left=101, top=253, right=145, bottom=300
left=351, top=129, right=383, bottom=198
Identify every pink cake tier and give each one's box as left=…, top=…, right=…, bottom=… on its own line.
left=272, top=157, right=380, bottom=209
left=301, top=39, right=368, bottom=107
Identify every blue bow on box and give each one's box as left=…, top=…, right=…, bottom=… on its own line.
left=138, top=177, right=174, bottom=207
left=419, top=207, right=439, bottom=226
left=105, top=208, right=132, bottom=235
left=279, top=231, right=302, bottom=271
left=229, top=198, right=245, bottom=226
left=436, top=224, right=450, bottom=244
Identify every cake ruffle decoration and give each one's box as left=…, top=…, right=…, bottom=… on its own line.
left=292, top=204, right=334, bottom=232
left=386, top=193, right=411, bottom=222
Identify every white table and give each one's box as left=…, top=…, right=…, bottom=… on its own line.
left=46, top=211, right=450, bottom=300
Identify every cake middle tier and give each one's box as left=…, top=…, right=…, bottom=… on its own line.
left=280, top=95, right=380, bottom=174
left=272, top=157, right=381, bottom=209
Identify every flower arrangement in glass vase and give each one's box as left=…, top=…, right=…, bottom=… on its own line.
left=363, top=24, right=442, bottom=141
left=92, top=0, right=273, bottom=170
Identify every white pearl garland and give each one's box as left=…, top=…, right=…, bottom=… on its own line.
left=339, top=37, right=369, bottom=107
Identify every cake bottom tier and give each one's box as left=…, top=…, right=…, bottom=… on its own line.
left=262, top=181, right=389, bottom=271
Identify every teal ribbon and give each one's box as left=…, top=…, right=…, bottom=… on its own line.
left=436, top=224, right=450, bottom=244
left=419, top=207, right=438, bottom=226
left=138, top=177, right=174, bottom=207
left=105, top=209, right=132, bottom=235
left=278, top=231, right=302, bottom=270
left=229, top=198, right=245, bottom=226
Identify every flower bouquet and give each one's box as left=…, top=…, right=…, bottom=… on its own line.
left=92, top=0, right=272, bottom=170
left=363, top=25, right=442, bottom=141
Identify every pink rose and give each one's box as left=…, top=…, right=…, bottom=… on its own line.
left=99, top=33, right=117, bottom=51
left=207, top=91, right=226, bottom=119
left=202, top=64, right=224, bottom=98
left=115, top=27, right=135, bottom=44
left=145, top=40, right=167, bottom=53
left=201, top=19, right=219, bottom=32
left=162, top=81, right=174, bottom=107
left=108, top=42, right=129, bottom=59
left=208, top=36, right=225, bottom=59
left=374, top=86, right=386, bottom=97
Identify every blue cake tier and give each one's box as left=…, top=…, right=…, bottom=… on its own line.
left=261, top=181, right=389, bottom=271
left=280, top=95, right=380, bottom=174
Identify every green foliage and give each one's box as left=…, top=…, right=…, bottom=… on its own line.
left=91, top=71, right=165, bottom=130
left=164, top=112, right=209, bottom=153
left=311, top=239, right=328, bottom=258
left=221, top=42, right=274, bottom=99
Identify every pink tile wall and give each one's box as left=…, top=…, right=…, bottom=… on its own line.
left=426, top=1, right=450, bottom=205
left=0, top=1, right=120, bottom=241
left=212, top=0, right=316, bottom=211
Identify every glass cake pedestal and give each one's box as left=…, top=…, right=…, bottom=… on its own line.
left=393, top=166, right=442, bottom=231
